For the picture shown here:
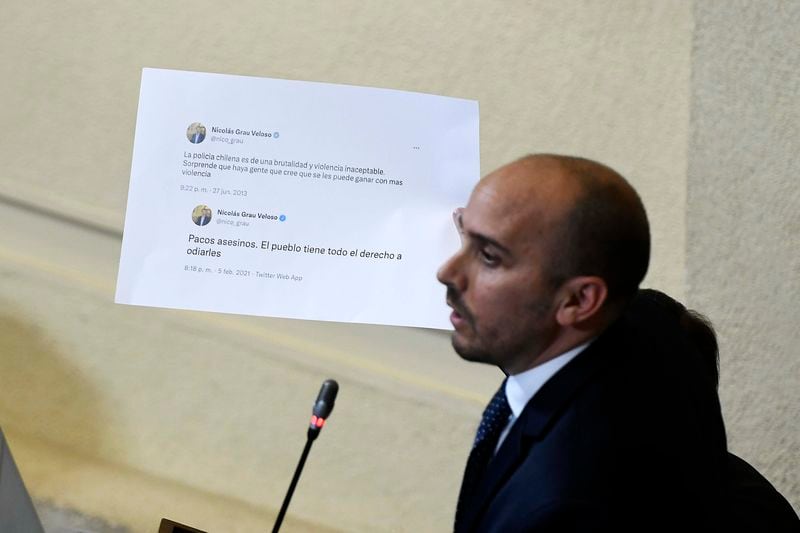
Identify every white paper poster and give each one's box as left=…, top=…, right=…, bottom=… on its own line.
left=115, top=68, right=479, bottom=329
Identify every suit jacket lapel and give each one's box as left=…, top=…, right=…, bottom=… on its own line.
left=520, top=327, right=621, bottom=439
left=457, top=416, right=527, bottom=531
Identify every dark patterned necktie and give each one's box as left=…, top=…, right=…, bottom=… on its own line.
left=455, top=379, right=512, bottom=529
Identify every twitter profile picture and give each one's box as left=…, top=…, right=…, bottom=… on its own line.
left=192, top=204, right=213, bottom=226
left=186, top=122, right=206, bottom=144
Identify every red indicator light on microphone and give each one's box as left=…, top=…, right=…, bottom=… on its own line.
left=315, top=417, right=325, bottom=428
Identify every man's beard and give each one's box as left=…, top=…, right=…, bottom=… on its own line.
left=446, top=287, right=557, bottom=371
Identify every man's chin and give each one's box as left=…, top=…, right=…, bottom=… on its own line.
left=451, top=334, right=491, bottom=364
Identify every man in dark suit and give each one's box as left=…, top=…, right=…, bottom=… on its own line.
left=438, top=154, right=731, bottom=531
left=646, top=291, right=800, bottom=532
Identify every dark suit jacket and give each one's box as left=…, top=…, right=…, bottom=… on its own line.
left=456, top=295, right=730, bottom=532
left=719, top=452, right=799, bottom=532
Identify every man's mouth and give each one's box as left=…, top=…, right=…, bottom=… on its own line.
left=446, top=293, right=470, bottom=329
left=450, top=309, right=467, bottom=328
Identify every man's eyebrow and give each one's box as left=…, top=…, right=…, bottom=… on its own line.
left=465, top=230, right=512, bottom=256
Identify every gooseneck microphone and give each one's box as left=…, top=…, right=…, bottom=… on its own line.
left=309, top=379, right=338, bottom=440
left=271, top=379, right=339, bottom=533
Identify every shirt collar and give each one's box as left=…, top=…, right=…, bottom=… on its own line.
left=504, top=340, right=593, bottom=418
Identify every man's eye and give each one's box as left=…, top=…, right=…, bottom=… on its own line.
left=480, top=249, right=500, bottom=265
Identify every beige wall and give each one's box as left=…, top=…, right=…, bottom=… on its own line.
left=0, top=1, right=690, bottom=292
left=0, top=1, right=793, bottom=531
left=688, top=1, right=800, bottom=514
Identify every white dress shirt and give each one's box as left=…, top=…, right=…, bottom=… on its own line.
left=495, top=340, right=593, bottom=452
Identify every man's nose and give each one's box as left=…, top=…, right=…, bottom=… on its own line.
left=437, top=249, right=467, bottom=292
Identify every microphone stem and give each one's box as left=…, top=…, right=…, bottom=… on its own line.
left=271, top=436, right=315, bottom=533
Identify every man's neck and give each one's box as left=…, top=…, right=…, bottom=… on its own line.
left=504, top=328, right=601, bottom=376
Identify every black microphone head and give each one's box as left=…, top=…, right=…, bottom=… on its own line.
left=312, top=379, right=339, bottom=419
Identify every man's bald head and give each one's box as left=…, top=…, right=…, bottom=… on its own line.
left=488, top=154, right=650, bottom=309
left=439, top=153, right=650, bottom=371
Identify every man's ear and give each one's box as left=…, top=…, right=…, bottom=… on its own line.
left=554, top=276, right=608, bottom=327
